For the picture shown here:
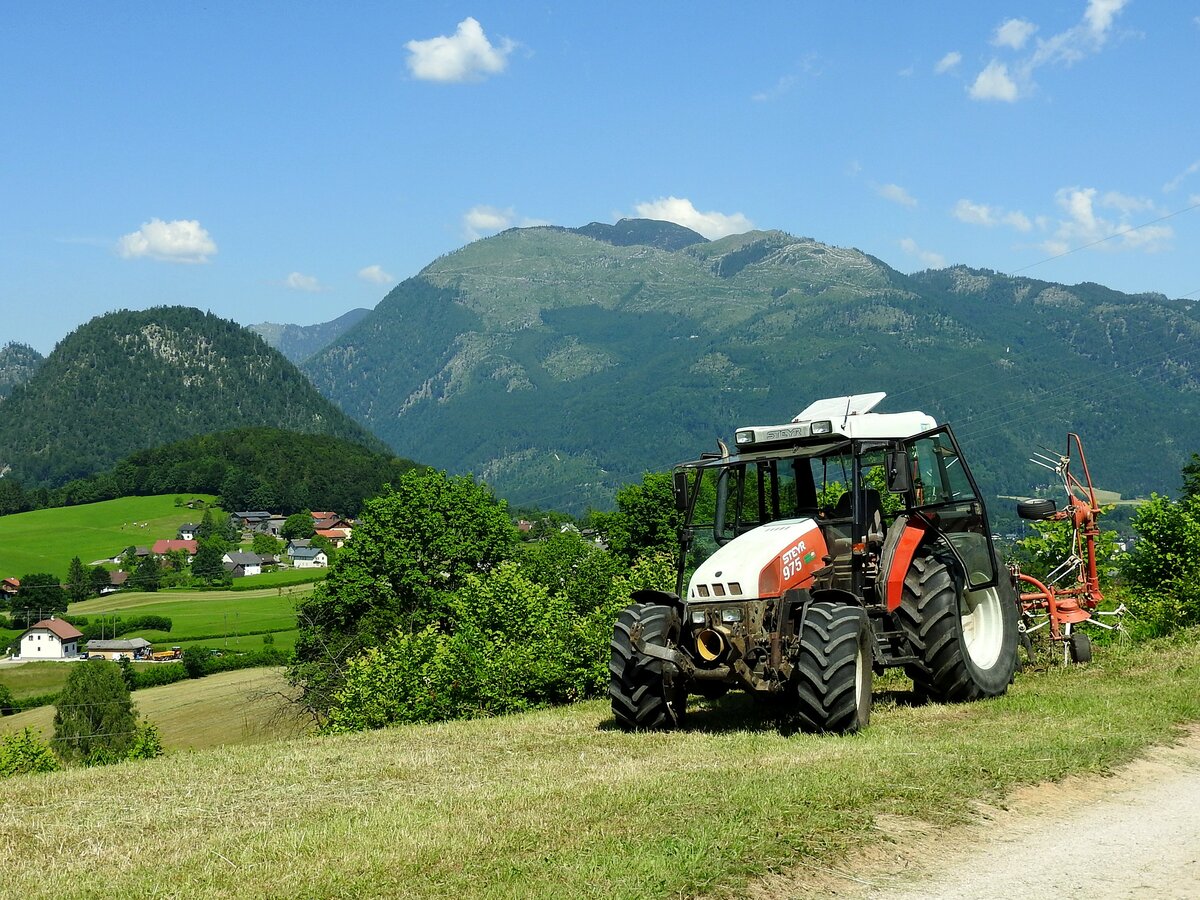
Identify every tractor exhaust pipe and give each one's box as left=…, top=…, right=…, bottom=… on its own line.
left=695, top=627, right=731, bottom=664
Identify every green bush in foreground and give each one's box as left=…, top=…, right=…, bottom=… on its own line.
left=0, top=728, right=59, bottom=777
left=1123, top=492, right=1200, bottom=636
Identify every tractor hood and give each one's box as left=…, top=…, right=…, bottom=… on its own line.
left=688, top=518, right=828, bottom=602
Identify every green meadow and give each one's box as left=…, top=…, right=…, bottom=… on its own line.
left=0, top=494, right=220, bottom=580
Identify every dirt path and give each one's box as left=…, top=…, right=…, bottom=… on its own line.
left=754, top=728, right=1200, bottom=899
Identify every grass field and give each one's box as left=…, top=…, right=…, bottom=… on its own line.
left=0, top=667, right=307, bottom=751
left=69, top=585, right=307, bottom=649
left=0, top=494, right=220, bottom=580
left=0, top=630, right=1197, bottom=898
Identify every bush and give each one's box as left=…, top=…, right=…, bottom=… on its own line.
left=132, top=662, right=187, bottom=689
left=1122, top=493, right=1200, bottom=636
left=0, top=728, right=60, bottom=777
left=52, top=661, right=138, bottom=765
left=126, top=720, right=164, bottom=760
left=0, top=683, right=15, bottom=716
left=182, top=647, right=209, bottom=679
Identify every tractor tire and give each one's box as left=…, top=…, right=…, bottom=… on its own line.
left=790, top=602, right=872, bottom=734
left=897, top=555, right=1018, bottom=702
left=609, top=603, right=686, bottom=731
left=1068, top=630, right=1092, bottom=664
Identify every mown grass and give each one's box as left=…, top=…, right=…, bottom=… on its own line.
left=0, top=494, right=220, bottom=579
left=0, top=667, right=303, bottom=751
left=0, top=660, right=81, bottom=698
left=0, top=631, right=1197, bottom=899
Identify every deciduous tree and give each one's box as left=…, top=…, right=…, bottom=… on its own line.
left=52, top=661, right=138, bottom=764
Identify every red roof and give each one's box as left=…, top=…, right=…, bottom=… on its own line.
left=316, top=527, right=351, bottom=540
left=152, top=539, right=198, bottom=555
left=28, top=618, right=83, bottom=641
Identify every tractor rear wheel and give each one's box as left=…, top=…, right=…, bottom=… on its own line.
left=791, top=602, right=872, bottom=734
left=609, top=603, right=686, bottom=731
left=898, top=555, right=1018, bottom=702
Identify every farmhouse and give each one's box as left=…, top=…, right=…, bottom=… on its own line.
left=152, top=539, right=199, bottom=556
left=1, top=577, right=19, bottom=600
left=223, top=551, right=262, bottom=578
left=315, top=528, right=351, bottom=548
left=285, top=538, right=311, bottom=558
left=86, top=638, right=151, bottom=661
left=291, top=546, right=329, bottom=569
left=177, top=523, right=200, bottom=540
left=19, top=618, right=83, bottom=659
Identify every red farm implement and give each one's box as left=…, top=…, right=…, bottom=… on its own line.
left=1012, top=433, right=1124, bottom=664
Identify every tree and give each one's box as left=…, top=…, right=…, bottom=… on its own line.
left=589, top=472, right=680, bottom=564
left=131, top=554, right=161, bottom=592
left=291, top=469, right=517, bottom=716
left=252, top=533, right=282, bottom=557
left=12, top=573, right=67, bottom=627
left=281, top=512, right=315, bottom=540
left=66, top=556, right=92, bottom=603
left=196, top=508, right=215, bottom=540
left=219, top=513, right=240, bottom=543
left=1122, top=491, right=1200, bottom=636
left=52, top=661, right=138, bottom=764
left=1182, top=452, right=1200, bottom=500
left=90, top=565, right=113, bottom=596
left=192, top=538, right=227, bottom=585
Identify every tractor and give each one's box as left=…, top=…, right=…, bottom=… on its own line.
left=609, top=392, right=1019, bottom=734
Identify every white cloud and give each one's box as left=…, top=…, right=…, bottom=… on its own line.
left=952, top=199, right=1033, bottom=232
left=1163, top=160, right=1200, bottom=193
left=1043, top=186, right=1172, bottom=254
left=358, top=265, right=394, bottom=285
left=992, top=18, right=1038, bottom=50
left=405, top=17, right=515, bottom=83
left=116, top=218, right=217, bottom=263
left=876, top=183, right=918, bottom=207
left=284, top=272, right=323, bottom=292
left=632, top=197, right=753, bottom=239
left=899, top=237, right=946, bottom=269
left=934, top=51, right=962, bottom=74
left=461, top=205, right=550, bottom=240
left=968, top=60, right=1018, bottom=101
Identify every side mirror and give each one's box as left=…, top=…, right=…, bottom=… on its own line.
left=673, top=471, right=690, bottom=513
left=886, top=450, right=911, bottom=493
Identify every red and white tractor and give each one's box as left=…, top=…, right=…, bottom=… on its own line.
left=610, top=392, right=1019, bottom=734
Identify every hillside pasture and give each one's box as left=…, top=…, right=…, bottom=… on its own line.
left=0, top=632, right=1197, bottom=898
left=0, top=667, right=304, bottom=751
left=0, top=494, right=220, bottom=579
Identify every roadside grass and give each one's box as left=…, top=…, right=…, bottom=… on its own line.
left=0, top=494, right=219, bottom=579
left=0, top=667, right=304, bottom=751
left=0, top=630, right=1197, bottom=899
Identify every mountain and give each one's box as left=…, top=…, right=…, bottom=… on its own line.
left=250, top=308, right=372, bottom=364
left=0, top=306, right=387, bottom=488
left=302, top=220, right=1200, bottom=514
left=0, top=342, right=44, bottom=399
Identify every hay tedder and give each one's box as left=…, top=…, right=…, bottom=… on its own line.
left=1012, top=433, right=1124, bottom=664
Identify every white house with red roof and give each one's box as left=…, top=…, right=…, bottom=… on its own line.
left=19, top=618, right=84, bottom=659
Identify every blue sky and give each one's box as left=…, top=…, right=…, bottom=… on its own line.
left=3, top=1, right=1198, bottom=354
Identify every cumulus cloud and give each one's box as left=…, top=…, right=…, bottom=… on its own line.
left=934, top=51, right=962, bottom=74
left=405, top=17, right=515, bottom=83
left=875, top=183, right=918, bottom=207
left=117, top=218, right=217, bottom=263
left=1043, top=186, right=1172, bottom=254
left=992, top=18, right=1038, bottom=49
left=968, top=0, right=1129, bottom=102
left=969, top=60, right=1018, bottom=101
left=461, top=205, right=549, bottom=240
left=1163, top=160, right=1200, bottom=193
left=358, top=265, right=394, bottom=285
left=632, top=197, right=753, bottom=239
left=899, top=237, right=946, bottom=269
left=952, top=199, right=1033, bottom=231
left=284, top=272, right=323, bottom=292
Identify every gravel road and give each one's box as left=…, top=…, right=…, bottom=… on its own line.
left=752, top=729, right=1200, bottom=899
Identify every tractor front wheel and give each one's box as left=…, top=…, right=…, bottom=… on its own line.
left=790, top=602, right=872, bottom=734
left=609, top=603, right=686, bottom=731
left=898, top=556, right=1018, bottom=702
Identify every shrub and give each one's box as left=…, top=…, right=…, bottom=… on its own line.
left=0, top=683, right=15, bottom=716
left=132, top=662, right=187, bottom=689
left=126, top=720, right=164, bottom=760
left=1122, top=493, right=1200, bottom=637
left=182, top=647, right=209, bottom=679
left=52, top=661, right=138, bottom=764
left=0, top=728, right=60, bottom=777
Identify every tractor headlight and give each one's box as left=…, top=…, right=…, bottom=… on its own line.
left=735, top=430, right=755, bottom=445
left=810, top=419, right=833, bottom=435
left=691, top=609, right=706, bottom=625
left=721, top=607, right=743, bottom=624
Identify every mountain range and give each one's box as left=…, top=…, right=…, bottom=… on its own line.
left=5, top=220, right=1198, bottom=515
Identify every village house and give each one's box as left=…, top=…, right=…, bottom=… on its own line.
left=232, top=511, right=272, bottom=532
left=291, top=546, right=329, bottom=569
left=0, top=577, right=19, bottom=601
left=19, top=617, right=83, bottom=659
left=86, top=638, right=151, bottom=661
left=99, top=571, right=128, bottom=595
left=222, top=551, right=262, bottom=578
left=315, top=527, right=351, bottom=548
left=285, top=538, right=311, bottom=558
left=152, top=539, right=199, bottom=557
left=177, top=523, right=200, bottom=540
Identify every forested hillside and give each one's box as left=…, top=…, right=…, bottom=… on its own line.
left=303, top=220, right=1200, bottom=513
left=0, top=342, right=43, bottom=399
left=0, top=307, right=387, bottom=488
